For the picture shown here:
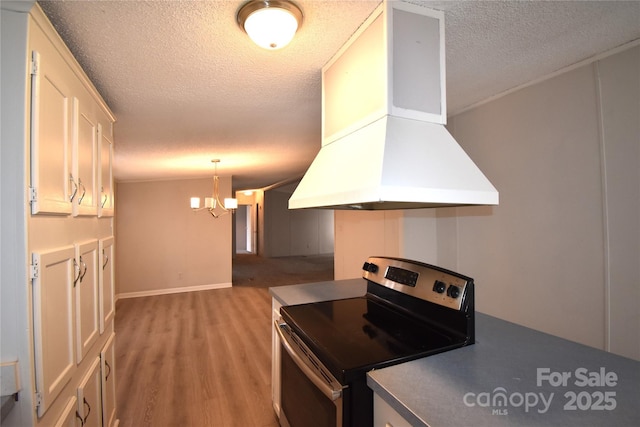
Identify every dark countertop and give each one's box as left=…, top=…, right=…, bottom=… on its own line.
left=270, top=280, right=640, bottom=426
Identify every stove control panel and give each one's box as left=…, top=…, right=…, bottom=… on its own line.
left=362, top=256, right=473, bottom=311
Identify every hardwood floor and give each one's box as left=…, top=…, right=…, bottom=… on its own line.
left=114, top=286, right=280, bottom=427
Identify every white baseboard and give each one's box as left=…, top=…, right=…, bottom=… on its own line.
left=116, top=282, right=232, bottom=300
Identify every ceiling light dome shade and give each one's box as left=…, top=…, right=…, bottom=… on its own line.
left=238, top=0, right=303, bottom=50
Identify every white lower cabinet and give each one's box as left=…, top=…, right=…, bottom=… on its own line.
left=75, top=240, right=100, bottom=363
left=48, top=334, right=118, bottom=427
left=373, top=393, right=413, bottom=427
left=98, top=237, right=115, bottom=334
left=31, top=245, right=76, bottom=417
left=32, top=242, right=118, bottom=424
left=271, top=298, right=282, bottom=417
left=77, top=357, right=103, bottom=427
left=100, top=334, right=117, bottom=427
left=52, top=396, right=78, bottom=427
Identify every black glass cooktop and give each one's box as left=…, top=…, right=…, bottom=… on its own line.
left=281, top=296, right=463, bottom=383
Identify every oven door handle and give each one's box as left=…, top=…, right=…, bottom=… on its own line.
left=275, top=321, right=343, bottom=401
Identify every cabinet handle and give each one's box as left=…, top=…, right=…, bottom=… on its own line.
left=83, top=397, right=91, bottom=424
left=105, top=360, right=112, bottom=381
left=79, top=255, right=88, bottom=283
left=69, top=174, right=78, bottom=202
left=76, top=411, right=84, bottom=427
left=73, top=259, right=81, bottom=287
left=102, top=249, right=109, bottom=270
left=78, top=178, right=86, bottom=205
left=101, top=186, right=108, bottom=208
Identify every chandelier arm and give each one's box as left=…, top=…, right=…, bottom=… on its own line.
left=213, top=174, right=229, bottom=211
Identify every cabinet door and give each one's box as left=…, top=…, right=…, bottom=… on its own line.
left=98, top=236, right=115, bottom=333
left=75, top=240, right=100, bottom=362
left=373, top=393, right=413, bottom=427
left=77, top=357, right=103, bottom=427
left=32, top=245, right=76, bottom=417
left=72, top=98, right=98, bottom=216
left=30, top=50, right=72, bottom=215
left=101, top=334, right=117, bottom=427
left=53, top=395, right=80, bottom=427
left=272, top=298, right=282, bottom=416
left=97, top=123, right=114, bottom=217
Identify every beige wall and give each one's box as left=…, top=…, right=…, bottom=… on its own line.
left=334, top=209, right=439, bottom=278
left=265, top=188, right=334, bottom=257
left=334, top=45, right=639, bottom=360
left=115, top=177, right=233, bottom=298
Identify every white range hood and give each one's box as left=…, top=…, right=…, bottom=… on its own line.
left=289, top=0, right=498, bottom=210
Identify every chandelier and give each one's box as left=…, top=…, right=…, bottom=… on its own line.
left=190, top=159, right=238, bottom=218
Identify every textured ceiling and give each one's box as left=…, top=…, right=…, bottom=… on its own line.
left=38, top=0, right=640, bottom=190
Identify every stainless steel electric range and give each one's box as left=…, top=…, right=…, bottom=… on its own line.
left=275, top=256, right=475, bottom=427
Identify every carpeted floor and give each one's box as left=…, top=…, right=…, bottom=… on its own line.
left=232, top=253, right=334, bottom=288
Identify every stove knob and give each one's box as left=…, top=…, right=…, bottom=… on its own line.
left=447, top=285, right=460, bottom=299
left=433, top=280, right=447, bottom=294
left=362, top=262, right=379, bottom=273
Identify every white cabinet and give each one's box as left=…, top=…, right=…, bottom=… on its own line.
left=75, top=240, right=100, bottom=362
left=100, top=334, right=117, bottom=427
left=98, top=237, right=115, bottom=333
left=76, top=357, right=102, bottom=427
left=271, top=298, right=282, bottom=416
left=31, top=245, right=76, bottom=417
left=52, top=396, right=79, bottom=427
left=373, top=393, right=413, bottom=427
left=29, top=49, right=73, bottom=215
left=29, top=48, right=113, bottom=218
left=4, top=3, right=117, bottom=425
left=72, top=98, right=99, bottom=217
left=97, top=124, right=114, bottom=217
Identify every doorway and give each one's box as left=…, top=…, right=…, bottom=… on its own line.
left=235, top=204, right=255, bottom=253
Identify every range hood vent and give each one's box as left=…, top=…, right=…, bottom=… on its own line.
left=289, top=0, right=498, bottom=210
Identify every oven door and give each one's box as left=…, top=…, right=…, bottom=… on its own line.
left=276, top=321, right=345, bottom=427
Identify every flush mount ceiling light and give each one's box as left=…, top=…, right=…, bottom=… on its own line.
left=190, top=159, right=238, bottom=218
left=237, top=0, right=303, bottom=50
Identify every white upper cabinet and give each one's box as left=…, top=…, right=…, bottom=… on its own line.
left=29, top=15, right=115, bottom=218
left=29, top=50, right=73, bottom=215
left=72, top=98, right=99, bottom=217
left=98, top=124, right=115, bottom=217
